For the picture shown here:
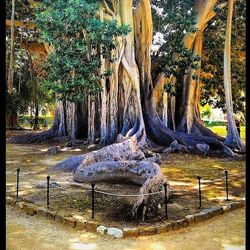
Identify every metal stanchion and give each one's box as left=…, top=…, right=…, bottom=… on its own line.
left=197, top=176, right=202, bottom=209
left=16, top=168, right=20, bottom=200
left=225, top=170, right=229, bottom=201
left=47, top=175, right=50, bottom=208
left=163, top=183, right=168, bottom=219
left=91, top=183, right=95, bottom=219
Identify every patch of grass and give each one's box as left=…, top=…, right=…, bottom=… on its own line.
left=18, top=115, right=54, bottom=129
left=209, top=126, right=245, bottom=139
left=204, top=121, right=227, bottom=127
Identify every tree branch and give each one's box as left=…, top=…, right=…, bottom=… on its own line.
left=216, top=0, right=239, bottom=9
left=6, top=19, right=36, bottom=29
left=95, top=12, right=113, bottom=21
left=102, top=0, right=115, bottom=18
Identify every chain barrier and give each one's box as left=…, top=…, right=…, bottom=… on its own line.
left=199, top=172, right=244, bottom=185
left=93, top=189, right=164, bottom=197
left=7, top=167, right=244, bottom=219
left=201, top=176, right=225, bottom=184
left=7, top=169, right=244, bottom=196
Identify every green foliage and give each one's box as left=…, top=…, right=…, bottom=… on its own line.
left=6, top=0, right=54, bottom=119
left=203, top=121, right=227, bottom=127
left=201, top=0, right=246, bottom=114
left=6, top=0, right=39, bottom=42
left=18, top=115, right=54, bottom=128
left=151, top=0, right=197, bottom=93
left=6, top=92, right=28, bottom=114
left=201, top=104, right=212, bottom=119
left=164, top=83, right=175, bottom=96
left=35, top=0, right=131, bottom=102
left=6, top=45, right=31, bottom=115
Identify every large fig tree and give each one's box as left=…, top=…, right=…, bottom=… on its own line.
left=12, top=0, right=245, bottom=155
left=9, top=0, right=245, bottom=219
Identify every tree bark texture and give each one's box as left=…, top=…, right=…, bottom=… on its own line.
left=223, top=0, right=245, bottom=151
left=6, top=0, right=19, bottom=129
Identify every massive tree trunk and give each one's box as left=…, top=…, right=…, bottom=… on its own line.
left=223, top=0, right=245, bottom=152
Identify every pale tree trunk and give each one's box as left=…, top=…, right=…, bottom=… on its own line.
left=162, top=91, right=168, bottom=127
left=6, top=0, right=19, bottom=129
left=133, top=0, right=153, bottom=100
left=33, top=103, right=40, bottom=130
left=178, top=0, right=217, bottom=133
left=99, top=4, right=108, bottom=144
left=223, top=0, right=245, bottom=151
left=7, top=0, right=15, bottom=94
left=88, top=96, right=96, bottom=143
left=117, top=0, right=146, bottom=145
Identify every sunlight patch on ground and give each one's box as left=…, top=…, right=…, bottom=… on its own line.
left=72, top=215, right=84, bottom=220
left=148, top=242, right=166, bottom=250
left=69, top=242, right=97, bottom=250
left=169, top=181, right=192, bottom=186
left=40, top=148, right=49, bottom=152
left=222, top=243, right=245, bottom=250
left=208, top=196, right=245, bottom=201
left=39, top=159, right=61, bottom=166
left=211, top=164, right=225, bottom=170
left=61, top=147, right=82, bottom=152
left=6, top=160, right=20, bottom=164
left=231, top=181, right=242, bottom=187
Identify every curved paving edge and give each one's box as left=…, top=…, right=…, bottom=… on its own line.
left=6, top=196, right=245, bottom=238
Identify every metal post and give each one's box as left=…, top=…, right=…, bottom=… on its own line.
left=225, top=170, right=229, bottom=201
left=91, top=183, right=95, bottom=219
left=197, top=176, right=202, bottom=209
left=164, top=183, right=168, bottom=219
left=47, top=175, right=50, bottom=208
left=16, top=168, right=20, bottom=200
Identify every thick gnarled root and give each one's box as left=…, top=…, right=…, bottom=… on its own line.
left=52, top=138, right=146, bottom=172
left=132, top=174, right=170, bottom=221
left=52, top=138, right=170, bottom=220
left=72, top=159, right=169, bottom=220
left=8, top=129, right=56, bottom=144
left=73, top=160, right=161, bottom=185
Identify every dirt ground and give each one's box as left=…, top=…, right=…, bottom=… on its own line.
left=6, top=205, right=245, bottom=250
left=6, top=131, right=245, bottom=227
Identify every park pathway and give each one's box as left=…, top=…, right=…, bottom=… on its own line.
left=7, top=205, right=245, bottom=250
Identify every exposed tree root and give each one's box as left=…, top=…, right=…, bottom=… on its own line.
left=50, top=138, right=169, bottom=219
left=132, top=174, right=170, bottom=221
left=145, top=112, right=236, bottom=157
left=51, top=138, right=146, bottom=172
left=73, top=160, right=161, bottom=185
left=7, top=128, right=56, bottom=144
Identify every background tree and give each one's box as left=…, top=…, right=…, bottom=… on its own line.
left=223, top=0, right=244, bottom=150
left=6, top=0, right=18, bottom=128
left=201, top=0, right=245, bottom=116
left=6, top=0, right=56, bottom=130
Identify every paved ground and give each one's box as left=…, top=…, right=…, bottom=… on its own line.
left=7, top=205, right=245, bottom=250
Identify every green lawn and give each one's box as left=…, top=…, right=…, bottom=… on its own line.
left=18, top=115, right=54, bottom=129
left=210, top=126, right=245, bottom=140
